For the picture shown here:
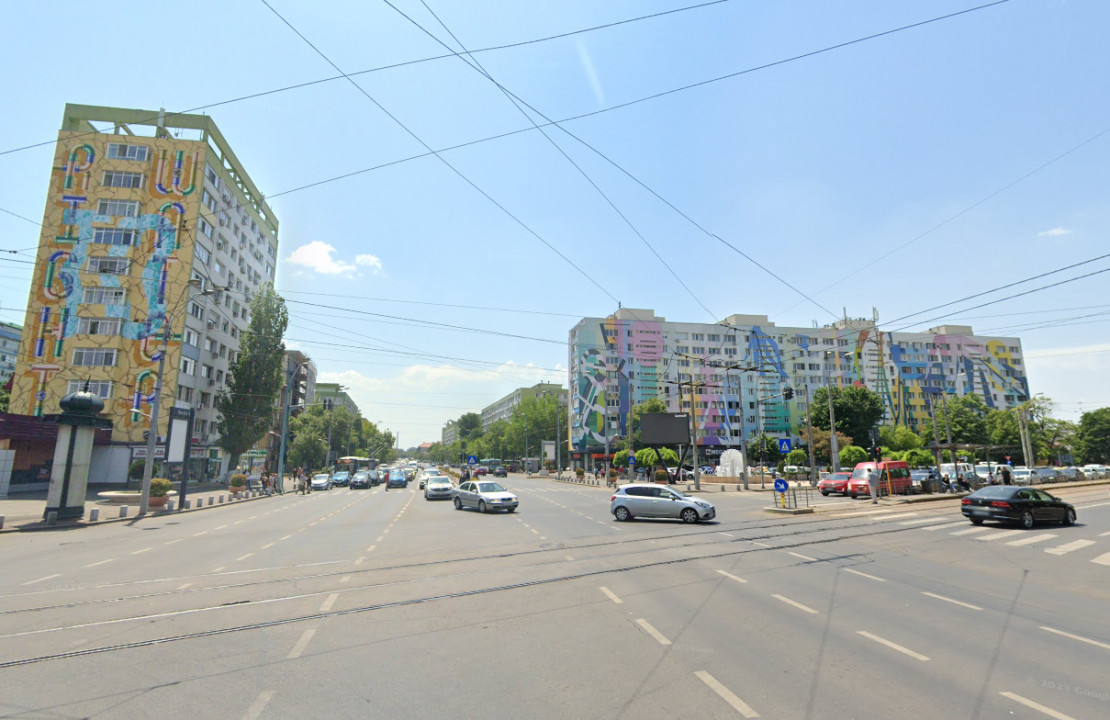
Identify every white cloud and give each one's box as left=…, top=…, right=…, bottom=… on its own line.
left=576, top=41, right=605, bottom=106
left=285, top=241, right=356, bottom=275
left=1037, top=227, right=1072, bottom=238
left=355, top=254, right=383, bottom=273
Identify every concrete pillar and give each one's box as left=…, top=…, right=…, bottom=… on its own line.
left=119, top=506, right=128, bottom=518
left=44, top=424, right=97, bottom=521
left=89, top=508, right=100, bottom=522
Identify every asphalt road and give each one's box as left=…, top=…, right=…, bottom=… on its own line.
left=1, top=472, right=1107, bottom=719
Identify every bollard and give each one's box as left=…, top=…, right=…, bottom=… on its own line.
left=167, top=500, right=175, bottom=512
left=184, top=499, right=191, bottom=510
left=736, top=485, right=742, bottom=492
left=119, top=506, right=128, bottom=518
left=218, top=495, right=224, bottom=504
left=208, top=496, right=215, bottom=506
left=0, top=515, right=5, bottom=530
left=46, top=510, right=57, bottom=525
left=89, top=508, right=99, bottom=522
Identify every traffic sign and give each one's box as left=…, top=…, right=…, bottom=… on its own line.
left=778, top=438, right=792, bottom=453
left=773, top=478, right=788, bottom=492
left=467, top=455, right=478, bottom=465
left=628, top=455, right=635, bottom=466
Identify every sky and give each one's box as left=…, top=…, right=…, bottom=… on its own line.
left=1, top=0, right=1108, bottom=445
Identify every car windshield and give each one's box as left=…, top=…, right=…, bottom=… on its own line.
left=850, top=468, right=871, bottom=479
left=477, top=482, right=505, bottom=493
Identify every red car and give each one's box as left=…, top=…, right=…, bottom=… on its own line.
left=818, top=472, right=852, bottom=496
left=473, top=466, right=488, bottom=476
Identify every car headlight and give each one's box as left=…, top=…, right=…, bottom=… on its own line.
left=694, top=501, right=712, bottom=509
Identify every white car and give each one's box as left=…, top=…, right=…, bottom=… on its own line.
left=309, top=473, right=332, bottom=491
left=424, top=476, right=454, bottom=500
left=453, top=481, right=518, bottom=513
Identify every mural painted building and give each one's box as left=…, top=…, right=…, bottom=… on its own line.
left=569, top=308, right=1029, bottom=460
left=10, top=104, right=278, bottom=475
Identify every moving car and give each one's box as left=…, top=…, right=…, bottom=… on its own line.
left=424, top=475, right=454, bottom=500
left=610, top=484, right=716, bottom=523
left=386, top=470, right=407, bottom=489
left=818, top=472, right=852, bottom=496
left=492, top=466, right=507, bottom=478
left=349, top=471, right=372, bottom=489
left=961, top=485, right=1076, bottom=528
left=453, top=481, right=518, bottom=513
left=331, top=471, right=350, bottom=487
left=367, top=470, right=382, bottom=486
left=473, top=466, right=488, bottom=476
left=310, top=473, right=332, bottom=491
left=847, top=461, right=913, bottom=498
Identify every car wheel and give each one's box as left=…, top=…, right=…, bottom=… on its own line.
left=614, top=506, right=631, bottom=522
left=820, top=490, right=829, bottom=496
left=478, top=500, right=487, bottom=513
left=850, top=492, right=857, bottom=499
left=1063, top=508, right=1076, bottom=526
left=1019, top=510, right=1034, bottom=529
left=453, top=497, right=462, bottom=510
left=970, top=517, right=983, bottom=525
left=681, top=508, right=699, bottom=524
left=506, top=507, right=516, bottom=513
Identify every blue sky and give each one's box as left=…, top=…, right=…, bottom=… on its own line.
left=2, top=0, right=1108, bottom=444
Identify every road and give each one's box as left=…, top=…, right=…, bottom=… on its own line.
left=1, top=471, right=1108, bottom=719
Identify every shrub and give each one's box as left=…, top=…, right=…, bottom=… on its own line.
left=609, top=468, right=618, bottom=478
left=150, top=478, right=173, bottom=497
left=229, top=473, right=247, bottom=488
left=654, top=469, right=670, bottom=483
left=128, top=460, right=146, bottom=481
left=575, top=467, right=585, bottom=477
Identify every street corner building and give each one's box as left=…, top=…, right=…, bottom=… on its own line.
left=9, top=104, right=279, bottom=483
left=568, top=308, right=1030, bottom=460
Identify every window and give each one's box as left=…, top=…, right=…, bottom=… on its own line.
left=198, top=217, right=213, bottom=238
left=194, top=419, right=207, bottom=435
left=708, top=334, right=720, bottom=342
left=205, top=338, right=217, bottom=353
left=184, top=329, right=199, bottom=347
left=188, top=302, right=205, bottom=320
left=72, top=348, right=117, bottom=366
left=180, top=357, right=196, bottom=376
left=66, top=379, right=114, bottom=398
left=198, top=392, right=211, bottom=408
left=194, top=244, right=210, bottom=265
left=92, top=228, right=138, bottom=246
left=230, top=326, right=238, bottom=339
left=96, top=199, right=140, bottom=217
left=205, top=164, right=220, bottom=188
left=76, top=317, right=120, bottom=335
left=219, top=344, right=227, bottom=358
left=102, top=171, right=144, bottom=189
left=201, top=364, right=214, bottom=379
left=106, top=143, right=149, bottom=162
left=82, top=287, right=125, bottom=304
left=214, top=260, right=225, bottom=276
left=87, top=256, right=129, bottom=274
left=202, top=190, right=218, bottom=214
left=177, top=385, right=194, bottom=403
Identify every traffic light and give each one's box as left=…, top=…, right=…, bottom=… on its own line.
left=783, top=388, right=794, bottom=400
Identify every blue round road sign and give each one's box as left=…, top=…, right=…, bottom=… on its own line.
left=773, top=478, right=788, bottom=493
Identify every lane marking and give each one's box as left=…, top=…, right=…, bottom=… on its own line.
left=1039, top=626, right=1110, bottom=651
left=21, top=574, right=61, bottom=587
left=718, top=532, right=736, bottom=538
left=950, top=526, right=990, bottom=536
left=1100, top=530, right=1110, bottom=537
left=565, top=555, right=575, bottom=561
left=843, top=568, right=885, bottom=582
left=922, top=591, right=982, bottom=611
left=1092, top=552, right=1110, bottom=566
left=340, top=576, right=350, bottom=584
left=857, top=631, right=930, bottom=661
left=193, top=531, right=208, bottom=537
left=975, top=530, right=1025, bottom=542
left=366, top=545, right=377, bottom=553
left=177, top=583, right=191, bottom=590
left=898, top=517, right=947, bottom=526
left=84, top=559, right=114, bottom=568
left=695, top=671, right=760, bottom=718
left=320, top=593, right=339, bottom=612
left=212, top=567, right=226, bottom=573
left=716, top=569, right=747, bottom=584
left=260, top=543, right=275, bottom=550
left=750, top=541, right=770, bottom=548
left=600, top=586, right=623, bottom=604
left=1006, top=533, right=1057, bottom=547
left=922, top=521, right=966, bottom=531
left=215, top=525, right=228, bottom=530
left=236, top=553, right=254, bottom=562
left=1045, top=539, right=1096, bottom=556
left=772, top=594, right=818, bottom=614
left=998, top=692, right=1078, bottom=720
left=241, top=690, right=274, bottom=720
left=165, top=539, right=183, bottom=545
left=635, top=618, right=672, bottom=646
left=354, top=557, right=365, bottom=566
left=787, top=551, right=818, bottom=562
left=871, top=512, right=918, bottom=521
left=374, top=536, right=384, bottom=543
left=286, top=628, right=316, bottom=659
left=530, top=528, right=540, bottom=535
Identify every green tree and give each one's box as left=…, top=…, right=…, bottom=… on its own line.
left=215, top=284, right=288, bottom=474
left=456, top=413, right=483, bottom=443
left=986, top=408, right=1022, bottom=462
left=810, top=385, right=885, bottom=447
left=785, top=448, right=809, bottom=466
left=748, top=434, right=783, bottom=467
left=839, top=445, right=868, bottom=467
left=0, top=384, right=9, bottom=413
left=935, top=394, right=988, bottom=445
left=288, top=431, right=327, bottom=471
left=1076, top=407, right=1110, bottom=463
left=505, top=395, right=565, bottom=460
left=879, top=425, right=924, bottom=452
left=903, top=448, right=936, bottom=468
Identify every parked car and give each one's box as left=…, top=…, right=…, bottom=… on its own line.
left=492, top=466, right=507, bottom=478
left=609, top=483, right=716, bottom=523
left=331, top=471, right=350, bottom=487
left=1011, top=466, right=1038, bottom=485
left=349, top=471, right=372, bottom=489
left=818, top=472, right=852, bottom=496
left=424, top=476, right=454, bottom=500
left=1081, top=464, right=1107, bottom=479
left=1034, top=467, right=1059, bottom=483
left=1056, top=467, right=1083, bottom=482
left=310, top=473, right=332, bottom=491
left=453, top=480, right=518, bottom=513
left=960, top=485, right=1076, bottom=528
left=848, top=461, right=913, bottom=498
left=386, top=470, right=407, bottom=489
left=941, top=463, right=978, bottom=489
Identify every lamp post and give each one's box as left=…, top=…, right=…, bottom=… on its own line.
left=824, top=351, right=841, bottom=473
left=139, top=279, right=211, bottom=516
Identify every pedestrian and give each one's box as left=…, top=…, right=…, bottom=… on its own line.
left=245, top=473, right=255, bottom=492
left=261, top=474, right=271, bottom=496
left=1000, top=465, right=1013, bottom=485
left=867, top=467, right=879, bottom=504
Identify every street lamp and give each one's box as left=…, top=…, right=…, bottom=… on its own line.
left=139, top=278, right=212, bottom=516
left=824, top=350, right=841, bottom=473
left=275, top=356, right=312, bottom=494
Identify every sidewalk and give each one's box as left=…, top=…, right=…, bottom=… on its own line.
left=0, top=481, right=286, bottom=533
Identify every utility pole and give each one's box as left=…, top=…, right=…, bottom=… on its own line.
left=325, top=398, right=334, bottom=468
left=687, top=378, right=701, bottom=492
left=274, top=358, right=302, bottom=497
left=803, top=381, right=817, bottom=487
left=825, top=351, right=841, bottom=472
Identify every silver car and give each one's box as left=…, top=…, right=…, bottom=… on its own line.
left=453, top=481, right=518, bottom=513
left=424, top=476, right=454, bottom=500
left=610, top=483, right=716, bottom=523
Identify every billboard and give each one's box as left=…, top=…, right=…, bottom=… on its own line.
left=641, top=413, right=691, bottom=445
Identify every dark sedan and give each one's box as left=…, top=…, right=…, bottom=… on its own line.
left=349, top=471, right=372, bottom=489
left=961, top=486, right=1076, bottom=529
left=492, top=466, right=507, bottom=478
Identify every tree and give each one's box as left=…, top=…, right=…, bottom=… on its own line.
left=505, top=395, right=565, bottom=460
left=1076, top=407, right=1110, bottom=463
left=215, top=284, right=288, bottom=474
left=935, top=394, right=988, bottom=445
left=749, top=434, right=783, bottom=467
left=288, top=431, right=327, bottom=471
left=903, top=448, right=936, bottom=468
left=879, top=425, right=924, bottom=452
left=785, top=448, right=809, bottom=466
left=456, top=413, right=483, bottom=443
left=810, top=385, right=885, bottom=447
left=839, top=445, right=868, bottom=467
left=0, top=385, right=8, bottom=413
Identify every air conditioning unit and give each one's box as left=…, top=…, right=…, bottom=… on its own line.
left=207, top=320, right=216, bottom=329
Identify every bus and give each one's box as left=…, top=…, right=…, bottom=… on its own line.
left=335, top=456, right=377, bottom=474
left=478, top=458, right=502, bottom=471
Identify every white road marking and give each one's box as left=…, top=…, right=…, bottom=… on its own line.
left=787, top=551, right=818, bottom=562
left=998, top=692, right=1078, bottom=720
left=922, top=521, right=967, bottom=531
left=843, top=568, right=885, bottom=582
left=772, top=594, right=818, bottom=614
left=751, top=541, right=770, bottom=548
left=599, top=586, right=623, bottom=604
left=718, top=532, right=736, bottom=538
left=870, top=512, right=918, bottom=521
left=921, top=591, right=982, bottom=611
left=975, top=530, right=1025, bottom=542
left=340, top=576, right=350, bottom=584
left=1039, top=625, right=1110, bottom=651
left=241, top=690, right=274, bottom=720
left=716, top=569, right=747, bottom=584
left=366, top=545, right=377, bottom=553
left=1092, top=552, right=1110, bottom=566
left=375, top=535, right=384, bottom=542
left=1045, top=539, right=1096, bottom=555
left=21, top=574, right=61, bottom=587
left=530, top=528, right=539, bottom=535
left=212, top=567, right=226, bottom=573
left=177, top=583, right=191, bottom=590
left=695, top=671, right=760, bottom=718
left=565, top=555, right=575, bottom=561
left=260, top=543, right=275, bottom=550
left=898, top=517, right=947, bottom=526
left=215, top=525, right=228, bottom=530
left=354, top=556, right=365, bottom=566
left=635, top=618, right=672, bottom=646
left=286, top=628, right=316, bottom=659
left=236, top=553, right=253, bottom=562
left=950, top=526, right=990, bottom=536
left=165, top=538, right=183, bottom=545
left=129, top=548, right=152, bottom=555
left=193, top=531, right=208, bottom=536
left=857, top=631, right=930, bottom=661
left=320, top=593, right=339, bottom=612
left=1006, top=533, right=1057, bottom=547
left=84, top=559, right=114, bottom=568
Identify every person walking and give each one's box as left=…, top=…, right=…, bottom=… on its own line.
left=867, top=467, right=879, bottom=504
left=1000, top=464, right=1013, bottom=485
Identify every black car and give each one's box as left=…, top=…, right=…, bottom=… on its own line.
left=350, top=471, right=372, bottom=489
left=492, top=466, right=507, bottom=478
left=961, top=486, right=1076, bottom=529
left=368, top=470, right=381, bottom=487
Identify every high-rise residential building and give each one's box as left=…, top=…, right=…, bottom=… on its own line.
left=9, top=104, right=278, bottom=478
left=568, top=308, right=1029, bottom=464
left=442, top=419, right=458, bottom=445
left=314, top=382, right=359, bottom=416
left=481, top=382, right=567, bottom=430
left=0, top=321, right=21, bottom=384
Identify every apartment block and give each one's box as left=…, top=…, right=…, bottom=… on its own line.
left=481, top=382, right=567, bottom=430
